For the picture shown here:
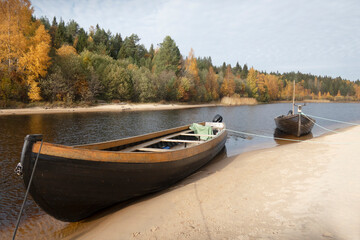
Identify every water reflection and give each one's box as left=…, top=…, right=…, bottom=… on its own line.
left=273, top=128, right=314, bottom=145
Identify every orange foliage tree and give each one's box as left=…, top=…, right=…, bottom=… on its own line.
left=0, top=0, right=51, bottom=101
left=184, top=48, right=200, bottom=99
left=354, top=85, right=360, bottom=100
left=220, top=65, right=235, bottom=97
left=205, top=66, right=219, bottom=100
left=265, top=74, right=280, bottom=100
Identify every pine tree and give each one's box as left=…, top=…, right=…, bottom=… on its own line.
left=152, top=36, right=181, bottom=75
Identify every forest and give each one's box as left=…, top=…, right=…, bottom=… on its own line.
left=1, top=0, right=360, bottom=108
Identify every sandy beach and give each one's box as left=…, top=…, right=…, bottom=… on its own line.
left=58, top=125, right=360, bottom=240
left=0, top=103, right=219, bottom=116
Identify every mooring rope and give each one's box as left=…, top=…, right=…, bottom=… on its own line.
left=226, top=129, right=354, bottom=145
left=301, top=113, right=340, bottom=134
left=302, top=113, right=360, bottom=126
left=12, top=140, right=43, bottom=240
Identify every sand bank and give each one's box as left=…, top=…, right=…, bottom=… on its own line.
left=0, top=103, right=218, bottom=116
left=62, top=126, right=360, bottom=240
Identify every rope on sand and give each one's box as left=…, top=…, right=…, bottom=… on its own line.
left=226, top=129, right=354, bottom=145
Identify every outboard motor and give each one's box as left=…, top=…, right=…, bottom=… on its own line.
left=212, top=114, right=223, bottom=123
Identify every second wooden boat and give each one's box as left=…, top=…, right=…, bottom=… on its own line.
left=274, top=111, right=315, bottom=137
left=15, top=117, right=227, bottom=222
left=274, top=80, right=315, bottom=137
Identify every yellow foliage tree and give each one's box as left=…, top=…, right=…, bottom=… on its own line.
left=318, top=91, right=322, bottom=99
left=265, top=74, right=280, bottom=100
left=18, top=24, right=51, bottom=101
left=280, top=80, right=293, bottom=100
left=256, top=73, right=266, bottom=96
left=184, top=48, right=200, bottom=98
left=247, top=67, right=258, bottom=98
left=0, top=0, right=32, bottom=73
left=0, top=0, right=51, bottom=101
left=56, top=45, right=78, bottom=57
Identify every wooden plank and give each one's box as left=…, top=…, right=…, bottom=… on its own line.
left=137, top=148, right=171, bottom=152
left=162, top=139, right=204, bottom=143
left=120, top=129, right=193, bottom=152
left=181, top=133, right=215, bottom=138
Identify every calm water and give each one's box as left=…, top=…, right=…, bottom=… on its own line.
left=1, top=102, right=360, bottom=239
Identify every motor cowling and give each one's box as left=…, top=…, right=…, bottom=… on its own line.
left=212, top=114, right=223, bottom=123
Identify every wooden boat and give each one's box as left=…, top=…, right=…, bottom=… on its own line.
left=15, top=119, right=227, bottom=222
left=274, top=114, right=315, bottom=137
left=274, top=81, right=315, bottom=137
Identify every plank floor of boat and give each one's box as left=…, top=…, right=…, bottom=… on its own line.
left=120, top=129, right=213, bottom=152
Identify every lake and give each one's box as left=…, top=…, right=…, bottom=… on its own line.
left=1, top=102, right=360, bottom=239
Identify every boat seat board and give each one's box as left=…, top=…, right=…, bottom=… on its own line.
left=137, top=148, right=171, bottom=152
left=161, top=139, right=204, bottom=143
left=181, top=133, right=215, bottom=138
left=120, top=129, right=193, bottom=152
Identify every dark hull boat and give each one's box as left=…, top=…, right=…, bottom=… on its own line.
left=16, top=121, right=227, bottom=222
left=274, top=113, right=315, bottom=137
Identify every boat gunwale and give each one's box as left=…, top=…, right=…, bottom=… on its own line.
left=30, top=123, right=227, bottom=163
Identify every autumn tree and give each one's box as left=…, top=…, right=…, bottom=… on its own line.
left=0, top=0, right=51, bottom=101
left=0, top=0, right=32, bottom=74
left=256, top=73, right=269, bottom=102
left=41, top=45, right=86, bottom=102
left=205, top=66, right=219, bottom=101
left=220, top=65, right=235, bottom=97
left=177, top=77, right=192, bottom=101
left=19, top=24, right=51, bottom=101
left=265, top=74, right=280, bottom=100
left=185, top=48, right=201, bottom=100
left=131, top=66, right=157, bottom=102
left=246, top=67, right=258, bottom=98
left=354, top=84, right=360, bottom=100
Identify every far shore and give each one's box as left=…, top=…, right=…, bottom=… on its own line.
left=0, top=103, right=220, bottom=116
left=1, top=98, right=356, bottom=116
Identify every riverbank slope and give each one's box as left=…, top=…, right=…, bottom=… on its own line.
left=64, top=125, right=360, bottom=240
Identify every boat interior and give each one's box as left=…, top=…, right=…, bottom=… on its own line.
left=98, top=122, right=226, bottom=153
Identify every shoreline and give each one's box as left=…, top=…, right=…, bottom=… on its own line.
left=1, top=100, right=357, bottom=116
left=0, top=103, right=220, bottom=116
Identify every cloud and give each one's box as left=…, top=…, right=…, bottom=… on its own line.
left=31, top=0, right=360, bottom=80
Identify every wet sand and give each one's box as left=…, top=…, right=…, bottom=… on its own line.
left=0, top=103, right=218, bottom=116
left=60, top=126, right=360, bottom=240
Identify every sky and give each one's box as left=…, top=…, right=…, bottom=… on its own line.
left=31, top=0, right=360, bottom=81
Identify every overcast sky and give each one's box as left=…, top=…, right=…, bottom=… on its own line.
left=32, top=0, right=360, bottom=81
